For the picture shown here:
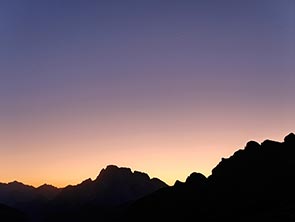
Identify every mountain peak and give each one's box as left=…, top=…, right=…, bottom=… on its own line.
left=105, top=164, right=119, bottom=171
left=37, top=184, right=57, bottom=189
left=8, top=181, right=25, bottom=186
left=284, top=132, right=295, bottom=144
left=185, top=172, right=207, bottom=186
left=53, top=165, right=167, bottom=208
left=6, top=181, right=34, bottom=190
left=244, top=140, right=260, bottom=151
left=96, top=165, right=133, bottom=181
left=36, top=184, right=60, bottom=200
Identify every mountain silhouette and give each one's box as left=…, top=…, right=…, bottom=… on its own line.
left=1, top=133, right=295, bottom=221
left=125, top=133, right=295, bottom=221
left=53, top=165, right=167, bottom=207
left=0, top=165, right=166, bottom=221
left=36, top=184, right=60, bottom=201
left=0, top=181, right=60, bottom=207
left=205, top=132, right=295, bottom=221
left=41, top=165, right=167, bottom=221
left=0, top=181, right=60, bottom=221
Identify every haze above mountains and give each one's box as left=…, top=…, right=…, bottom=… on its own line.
left=1, top=133, right=295, bottom=221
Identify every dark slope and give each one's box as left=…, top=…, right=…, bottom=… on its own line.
left=0, top=204, right=28, bottom=222
left=206, top=133, right=295, bottom=221
left=126, top=133, right=295, bottom=222
left=126, top=172, right=207, bottom=221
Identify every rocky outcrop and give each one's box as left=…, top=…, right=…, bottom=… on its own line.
left=126, top=133, right=295, bottom=222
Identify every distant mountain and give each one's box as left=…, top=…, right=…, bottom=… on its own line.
left=0, top=181, right=35, bottom=207
left=0, top=181, right=60, bottom=208
left=36, top=184, right=60, bottom=201
left=0, top=165, right=167, bottom=221
left=0, top=181, right=60, bottom=221
left=54, top=165, right=167, bottom=206
left=126, top=133, right=295, bottom=222
left=44, top=165, right=167, bottom=221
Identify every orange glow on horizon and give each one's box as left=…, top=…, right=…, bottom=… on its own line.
left=0, top=0, right=294, bottom=189
left=0, top=90, right=294, bottom=188
left=1, top=110, right=293, bottom=188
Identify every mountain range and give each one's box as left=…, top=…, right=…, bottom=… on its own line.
left=0, top=133, right=294, bottom=221
left=0, top=165, right=167, bottom=221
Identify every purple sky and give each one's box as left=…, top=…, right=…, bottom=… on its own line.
left=0, top=0, right=294, bottom=187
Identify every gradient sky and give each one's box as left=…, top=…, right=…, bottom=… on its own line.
left=0, top=0, right=294, bottom=187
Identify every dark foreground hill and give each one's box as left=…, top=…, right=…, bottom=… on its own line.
left=125, top=133, right=295, bottom=222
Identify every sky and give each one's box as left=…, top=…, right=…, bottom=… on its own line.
left=0, top=0, right=294, bottom=187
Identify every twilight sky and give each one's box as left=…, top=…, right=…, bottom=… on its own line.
left=0, top=0, right=294, bottom=187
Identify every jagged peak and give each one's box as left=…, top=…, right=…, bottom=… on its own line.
left=104, top=165, right=132, bottom=173
left=37, top=183, right=58, bottom=189
left=8, top=181, right=34, bottom=188
left=211, top=133, right=295, bottom=178
left=98, top=165, right=154, bottom=177
left=94, top=165, right=167, bottom=189
left=96, top=165, right=141, bottom=181
left=3, top=181, right=36, bottom=190
left=8, top=181, right=24, bottom=186
left=214, top=140, right=260, bottom=168
left=105, top=164, right=119, bottom=171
